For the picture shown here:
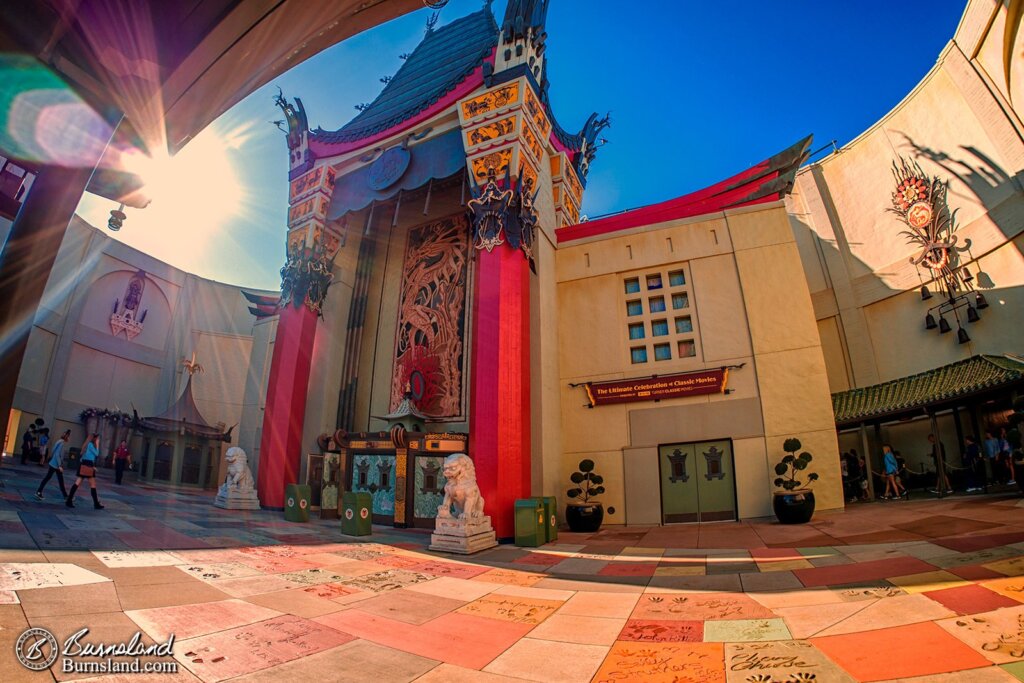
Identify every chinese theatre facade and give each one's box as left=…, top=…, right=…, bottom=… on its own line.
left=256, top=0, right=843, bottom=534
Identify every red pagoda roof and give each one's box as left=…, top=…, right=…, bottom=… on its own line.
left=556, top=136, right=813, bottom=243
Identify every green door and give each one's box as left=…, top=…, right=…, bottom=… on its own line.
left=659, top=440, right=737, bottom=523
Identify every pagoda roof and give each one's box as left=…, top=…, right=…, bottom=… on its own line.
left=556, top=136, right=813, bottom=243
left=832, top=355, right=1024, bottom=427
left=374, top=395, right=429, bottom=422
left=310, top=9, right=497, bottom=147
left=140, top=376, right=230, bottom=440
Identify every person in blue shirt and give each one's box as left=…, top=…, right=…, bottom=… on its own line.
left=35, top=429, right=70, bottom=500
left=65, top=433, right=104, bottom=509
left=882, top=444, right=907, bottom=499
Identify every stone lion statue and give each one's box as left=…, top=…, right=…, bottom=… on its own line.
left=221, top=446, right=255, bottom=493
left=437, top=453, right=485, bottom=520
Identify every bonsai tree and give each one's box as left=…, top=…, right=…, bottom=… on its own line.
left=567, top=459, right=605, bottom=504
left=774, top=438, right=819, bottom=491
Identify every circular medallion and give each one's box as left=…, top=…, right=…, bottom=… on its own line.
left=16, top=627, right=59, bottom=671
left=299, top=499, right=308, bottom=510
left=360, top=507, right=369, bottom=520
left=345, top=508, right=353, bottom=520
left=367, top=146, right=411, bottom=191
left=550, top=515, right=556, bottom=528
left=287, top=497, right=295, bottom=508
left=408, top=370, right=426, bottom=401
left=906, top=200, right=933, bottom=229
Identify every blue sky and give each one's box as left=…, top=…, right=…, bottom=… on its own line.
left=78, top=0, right=965, bottom=290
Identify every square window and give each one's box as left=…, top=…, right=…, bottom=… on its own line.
left=672, top=293, right=689, bottom=310
left=654, top=343, right=672, bottom=361
left=651, top=319, right=669, bottom=336
left=631, top=347, right=648, bottom=364
left=628, top=322, right=645, bottom=340
left=624, top=278, right=640, bottom=294
left=646, top=274, right=663, bottom=290
left=678, top=339, right=696, bottom=357
left=627, top=300, right=642, bottom=316
left=669, top=270, right=686, bottom=287
left=649, top=296, right=666, bottom=313
left=675, top=316, right=693, bottom=334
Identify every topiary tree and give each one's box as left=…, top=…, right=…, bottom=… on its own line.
left=774, top=438, right=819, bottom=491
left=567, top=459, right=605, bottom=503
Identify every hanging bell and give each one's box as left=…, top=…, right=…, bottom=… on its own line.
left=920, top=285, right=933, bottom=301
left=957, top=327, right=971, bottom=344
left=924, top=313, right=937, bottom=330
left=962, top=268, right=974, bottom=283
left=938, top=317, right=951, bottom=334
left=975, top=292, right=989, bottom=309
left=966, top=305, right=980, bottom=323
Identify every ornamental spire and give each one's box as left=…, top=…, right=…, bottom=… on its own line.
left=495, top=0, right=550, bottom=81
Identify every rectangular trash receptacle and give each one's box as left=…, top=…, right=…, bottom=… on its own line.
left=536, top=496, right=558, bottom=543
left=514, top=498, right=545, bottom=547
left=284, top=484, right=311, bottom=522
left=341, top=491, right=372, bottom=536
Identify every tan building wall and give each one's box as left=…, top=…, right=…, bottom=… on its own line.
left=790, top=0, right=1024, bottom=396
left=8, top=215, right=273, bottom=466
left=556, top=202, right=841, bottom=524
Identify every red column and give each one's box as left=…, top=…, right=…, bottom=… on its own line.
left=257, top=303, right=319, bottom=508
left=469, top=246, right=531, bottom=539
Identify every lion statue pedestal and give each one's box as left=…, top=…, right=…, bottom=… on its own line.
left=429, top=453, right=497, bottom=555
left=214, top=447, right=261, bottom=510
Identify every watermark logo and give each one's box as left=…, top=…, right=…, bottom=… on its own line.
left=15, top=627, right=59, bottom=671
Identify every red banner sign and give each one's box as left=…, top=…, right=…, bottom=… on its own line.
left=584, top=369, right=729, bottom=406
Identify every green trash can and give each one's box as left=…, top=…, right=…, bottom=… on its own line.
left=536, top=496, right=558, bottom=543
left=514, top=498, right=545, bottom=547
left=341, top=491, right=372, bottom=536
left=284, top=484, right=311, bottom=522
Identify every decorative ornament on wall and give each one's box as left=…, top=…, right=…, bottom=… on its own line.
left=467, top=169, right=540, bottom=269
left=278, top=242, right=334, bottom=317
left=390, top=216, right=470, bottom=419
left=109, top=270, right=149, bottom=340
left=888, top=157, right=989, bottom=344
left=667, top=448, right=689, bottom=483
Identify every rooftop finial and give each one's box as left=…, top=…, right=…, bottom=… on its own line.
left=425, top=11, right=441, bottom=34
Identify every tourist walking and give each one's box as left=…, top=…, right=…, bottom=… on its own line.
left=65, top=434, right=104, bottom=509
left=35, top=430, right=70, bottom=500
left=113, top=440, right=132, bottom=485
left=928, top=434, right=953, bottom=494
left=999, top=427, right=1016, bottom=486
left=882, top=444, right=906, bottom=499
left=36, top=428, right=49, bottom=466
left=19, top=424, right=35, bottom=465
left=984, top=430, right=1001, bottom=483
left=963, top=434, right=985, bottom=493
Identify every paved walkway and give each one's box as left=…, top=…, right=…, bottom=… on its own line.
left=3, top=461, right=1024, bottom=682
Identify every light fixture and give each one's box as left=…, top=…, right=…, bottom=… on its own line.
left=920, top=285, right=932, bottom=301
left=924, top=313, right=937, bottom=330
left=966, top=305, right=980, bottom=323
left=957, top=327, right=971, bottom=344
left=939, top=317, right=951, bottom=334
left=975, top=292, right=989, bottom=309
left=108, top=203, right=126, bottom=231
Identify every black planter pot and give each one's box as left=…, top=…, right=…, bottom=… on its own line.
left=566, top=503, right=604, bottom=532
left=772, top=490, right=815, bottom=524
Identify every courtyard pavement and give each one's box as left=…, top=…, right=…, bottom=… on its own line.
left=3, top=461, right=1024, bottom=682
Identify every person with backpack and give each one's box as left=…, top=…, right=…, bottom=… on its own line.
left=66, top=434, right=104, bottom=510
left=35, top=430, right=70, bottom=500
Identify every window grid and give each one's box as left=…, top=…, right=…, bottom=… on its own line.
left=622, top=265, right=699, bottom=365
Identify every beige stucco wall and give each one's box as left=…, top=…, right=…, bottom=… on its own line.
left=12, top=215, right=273, bottom=463
left=556, top=202, right=841, bottom=524
left=790, top=0, right=1024, bottom=395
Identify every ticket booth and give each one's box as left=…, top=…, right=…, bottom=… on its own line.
left=339, top=431, right=468, bottom=529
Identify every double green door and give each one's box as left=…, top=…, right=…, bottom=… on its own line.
left=658, top=440, right=737, bottom=523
